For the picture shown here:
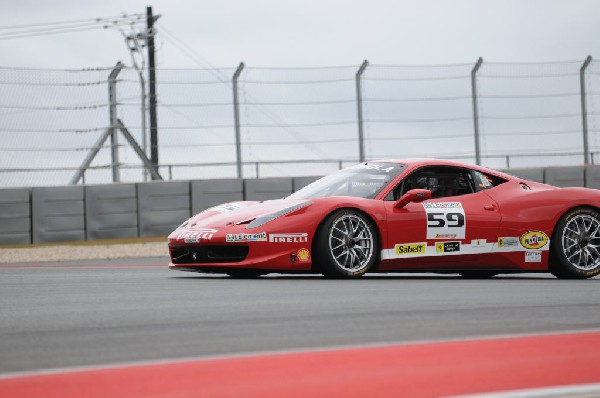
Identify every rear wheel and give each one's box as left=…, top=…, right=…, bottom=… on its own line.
left=315, top=209, right=378, bottom=278
left=550, top=207, right=600, bottom=279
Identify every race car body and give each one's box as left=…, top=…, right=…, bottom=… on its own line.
left=168, top=159, right=600, bottom=279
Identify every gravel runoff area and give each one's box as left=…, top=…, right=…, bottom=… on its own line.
left=0, top=241, right=169, bottom=264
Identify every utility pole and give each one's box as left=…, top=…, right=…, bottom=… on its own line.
left=146, top=6, right=159, bottom=179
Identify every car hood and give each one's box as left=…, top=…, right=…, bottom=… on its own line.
left=185, top=199, right=311, bottom=229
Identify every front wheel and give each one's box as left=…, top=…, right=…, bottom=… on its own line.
left=314, top=209, right=378, bottom=278
left=550, top=207, right=600, bottom=279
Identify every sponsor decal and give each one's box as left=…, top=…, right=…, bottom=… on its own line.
left=470, top=239, right=487, bottom=249
left=210, top=203, right=246, bottom=213
left=423, top=202, right=466, bottom=240
left=436, top=234, right=457, bottom=239
left=498, top=237, right=519, bottom=248
left=395, top=243, right=426, bottom=255
left=226, top=232, right=267, bottom=242
left=423, top=202, right=463, bottom=209
left=269, top=233, right=308, bottom=243
left=349, top=163, right=396, bottom=173
left=436, top=241, right=461, bottom=253
left=525, top=251, right=542, bottom=263
left=178, top=228, right=217, bottom=242
left=297, top=248, right=310, bottom=262
left=520, top=231, right=549, bottom=250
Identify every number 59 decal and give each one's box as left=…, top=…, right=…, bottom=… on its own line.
left=423, top=202, right=466, bottom=239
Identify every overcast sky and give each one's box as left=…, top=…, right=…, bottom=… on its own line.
left=1, top=0, right=599, bottom=69
left=1, top=0, right=599, bottom=187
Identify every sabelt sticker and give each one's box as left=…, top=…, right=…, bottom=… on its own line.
left=226, top=232, right=267, bottom=242
left=520, top=231, right=549, bottom=250
left=525, top=251, right=542, bottom=263
left=436, top=241, right=460, bottom=253
left=423, top=202, right=466, bottom=240
left=498, top=237, right=519, bottom=248
left=395, top=243, right=426, bottom=256
left=297, top=248, right=310, bottom=261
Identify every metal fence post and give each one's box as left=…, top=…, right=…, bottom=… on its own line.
left=471, top=58, right=484, bottom=166
left=232, top=62, right=245, bottom=178
left=108, top=61, right=124, bottom=182
left=355, top=60, right=369, bottom=163
left=580, top=55, right=593, bottom=164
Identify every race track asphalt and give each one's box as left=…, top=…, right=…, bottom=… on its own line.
left=1, top=257, right=600, bottom=375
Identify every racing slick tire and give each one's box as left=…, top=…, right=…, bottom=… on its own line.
left=550, top=206, right=600, bottom=279
left=314, top=209, right=378, bottom=279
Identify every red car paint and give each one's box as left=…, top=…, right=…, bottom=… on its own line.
left=168, top=159, right=600, bottom=275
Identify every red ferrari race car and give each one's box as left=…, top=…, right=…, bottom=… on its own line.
left=168, top=159, right=600, bottom=279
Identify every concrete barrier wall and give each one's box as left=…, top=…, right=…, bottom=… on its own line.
left=85, top=184, right=138, bottom=240
left=0, top=188, right=31, bottom=245
left=585, top=166, right=600, bottom=190
left=191, top=179, right=244, bottom=215
left=544, top=166, right=585, bottom=188
left=500, top=168, right=545, bottom=183
left=292, top=176, right=322, bottom=192
left=4, top=166, right=600, bottom=245
left=32, top=186, right=85, bottom=243
left=137, top=181, right=191, bottom=237
left=244, top=178, right=293, bottom=201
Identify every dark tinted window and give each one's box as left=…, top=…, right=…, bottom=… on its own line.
left=473, top=170, right=507, bottom=190
left=386, top=166, right=476, bottom=200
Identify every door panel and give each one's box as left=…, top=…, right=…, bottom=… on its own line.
left=381, top=191, right=501, bottom=270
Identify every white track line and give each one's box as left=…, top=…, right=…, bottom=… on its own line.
left=452, top=382, right=600, bottom=398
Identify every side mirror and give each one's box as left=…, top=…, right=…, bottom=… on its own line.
left=394, top=189, right=431, bottom=209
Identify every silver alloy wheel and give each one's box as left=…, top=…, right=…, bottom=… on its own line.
left=562, top=214, right=600, bottom=270
left=329, top=214, right=374, bottom=273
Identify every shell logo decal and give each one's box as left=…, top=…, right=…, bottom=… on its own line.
left=520, top=231, right=549, bottom=249
left=297, top=248, right=310, bottom=262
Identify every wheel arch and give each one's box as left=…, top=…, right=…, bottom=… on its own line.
left=310, top=206, right=382, bottom=272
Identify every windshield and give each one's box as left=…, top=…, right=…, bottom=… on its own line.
left=288, top=162, right=406, bottom=199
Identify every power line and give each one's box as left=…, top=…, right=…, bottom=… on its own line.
left=0, top=14, right=145, bottom=40
left=0, top=14, right=144, bottom=30
left=156, top=22, right=331, bottom=159
left=240, top=78, right=354, bottom=84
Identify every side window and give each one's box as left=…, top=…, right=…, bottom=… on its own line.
left=473, top=171, right=507, bottom=190
left=386, top=166, right=477, bottom=200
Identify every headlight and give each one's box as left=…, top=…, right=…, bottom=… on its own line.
left=246, top=201, right=312, bottom=229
